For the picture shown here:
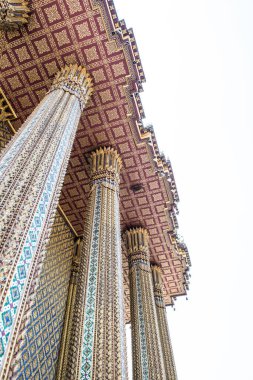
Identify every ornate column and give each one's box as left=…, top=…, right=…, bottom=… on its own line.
left=0, top=0, right=29, bottom=30
left=66, top=147, right=128, bottom=380
left=151, top=265, right=178, bottom=380
left=0, top=64, right=92, bottom=378
left=125, top=228, right=165, bottom=380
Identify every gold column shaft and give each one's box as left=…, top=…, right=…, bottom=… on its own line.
left=56, top=239, right=81, bottom=379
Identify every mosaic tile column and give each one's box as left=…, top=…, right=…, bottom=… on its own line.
left=0, top=64, right=92, bottom=378
left=66, top=147, right=128, bottom=380
left=125, top=228, right=166, bottom=380
left=151, top=265, right=178, bottom=380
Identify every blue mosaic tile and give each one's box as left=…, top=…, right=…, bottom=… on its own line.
left=81, top=186, right=102, bottom=379
left=24, top=363, right=31, bottom=379
left=22, top=349, right=29, bottom=364
left=10, top=286, right=20, bottom=302
left=24, top=246, right=32, bottom=258
left=0, top=338, right=4, bottom=358
left=17, top=265, right=26, bottom=280
left=136, top=267, right=149, bottom=379
left=2, top=310, right=13, bottom=329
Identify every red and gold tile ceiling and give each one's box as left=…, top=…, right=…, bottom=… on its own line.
left=0, top=0, right=190, bottom=320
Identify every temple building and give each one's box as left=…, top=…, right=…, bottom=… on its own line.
left=0, top=0, right=191, bottom=379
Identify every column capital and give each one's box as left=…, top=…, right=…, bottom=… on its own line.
left=90, top=146, right=122, bottom=185
left=49, top=64, right=93, bottom=110
left=124, top=227, right=150, bottom=265
left=0, top=0, right=29, bottom=30
left=151, top=264, right=162, bottom=283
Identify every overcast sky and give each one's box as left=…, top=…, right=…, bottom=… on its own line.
left=115, top=1, right=253, bottom=379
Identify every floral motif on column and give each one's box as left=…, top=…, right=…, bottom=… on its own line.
left=151, top=264, right=178, bottom=380
left=66, top=147, right=128, bottom=380
left=0, top=64, right=92, bottom=378
left=125, top=228, right=165, bottom=380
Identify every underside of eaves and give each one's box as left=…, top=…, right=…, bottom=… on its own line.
left=0, top=0, right=190, bottom=320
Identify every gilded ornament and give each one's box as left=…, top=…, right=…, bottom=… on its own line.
left=0, top=0, right=29, bottom=30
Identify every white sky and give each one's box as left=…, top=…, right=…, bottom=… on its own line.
left=115, top=1, right=253, bottom=379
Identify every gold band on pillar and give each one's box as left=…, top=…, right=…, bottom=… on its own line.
left=0, top=64, right=92, bottom=378
left=0, top=0, right=30, bottom=30
left=125, top=228, right=166, bottom=380
left=151, top=265, right=178, bottom=380
left=66, top=147, right=128, bottom=380
left=56, top=239, right=81, bottom=380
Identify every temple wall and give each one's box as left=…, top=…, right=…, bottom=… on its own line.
left=13, top=211, right=75, bottom=379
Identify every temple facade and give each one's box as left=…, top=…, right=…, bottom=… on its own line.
left=0, top=0, right=190, bottom=379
